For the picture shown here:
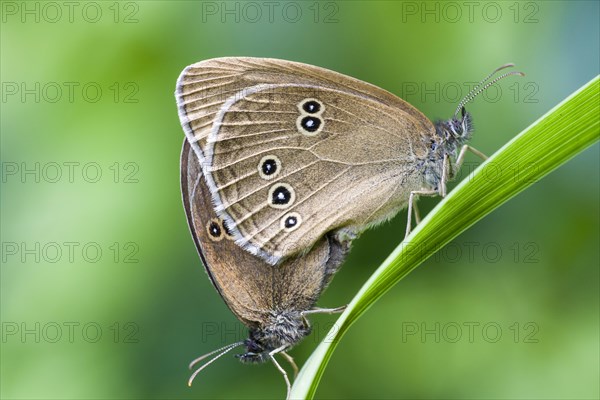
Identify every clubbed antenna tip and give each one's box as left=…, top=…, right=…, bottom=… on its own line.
left=454, top=64, right=525, bottom=118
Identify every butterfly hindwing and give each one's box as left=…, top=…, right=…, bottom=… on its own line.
left=204, top=85, right=430, bottom=263
left=180, top=140, right=348, bottom=327
left=176, top=57, right=435, bottom=264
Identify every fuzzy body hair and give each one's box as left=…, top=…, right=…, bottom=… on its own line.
left=422, top=111, right=474, bottom=192
left=236, top=310, right=310, bottom=363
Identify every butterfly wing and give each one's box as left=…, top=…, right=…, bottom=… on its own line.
left=181, top=140, right=347, bottom=327
left=176, top=57, right=432, bottom=162
left=177, top=57, right=435, bottom=264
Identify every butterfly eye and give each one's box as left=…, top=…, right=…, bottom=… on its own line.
left=281, top=212, right=302, bottom=232
left=206, top=218, right=225, bottom=242
left=268, top=183, right=296, bottom=209
left=258, top=155, right=281, bottom=180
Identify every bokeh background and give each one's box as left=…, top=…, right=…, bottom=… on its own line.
left=1, top=1, right=599, bottom=399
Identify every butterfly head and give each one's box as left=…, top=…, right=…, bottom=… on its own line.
left=236, top=311, right=310, bottom=364
left=422, top=65, right=524, bottom=191
left=187, top=311, right=309, bottom=389
left=434, top=106, right=473, bottom=150
left=432, top=64, right=524, bottom=156
left=432, top=64, right=525, bottom=152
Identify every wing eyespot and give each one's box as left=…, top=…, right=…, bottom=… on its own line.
left=268, top=183, right=296, bottom=209
left=281, top=212, right=302, bottom=232
left=297, top=98, right=325, bottom=115
left=206, top=218, right=225, bottom=242
left=258, top=155, right=281, bottom=180
left=297, top=115, right=323, bottom=136
left=296, top=98, right=325, bottom=136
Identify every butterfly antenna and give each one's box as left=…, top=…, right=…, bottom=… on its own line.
left=188, top=341, right=244, bottom=386
left=455, top=63, right=516, bottom=114
left=454, top=63, right=525, bottom=118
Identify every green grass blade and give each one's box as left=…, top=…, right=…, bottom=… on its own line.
left=290, top=75, right=600, bottom=399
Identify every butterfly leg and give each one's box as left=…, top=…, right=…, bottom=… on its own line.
left=405, top=145, right=489, bottom=239
left=440, top=154, right=450, bottom=197
left=269, top=345, right=291, bottom=400
left=300, top=306, right=346, bottom=331
left=413, top=200, right=422, bottom=225
left=280, top=351, right=299, bottom=378
left=405, top=189, right=438, bottom=238
left=454, top=145, right=488, bottom=176
left=302, top=305, right=347, bottom=316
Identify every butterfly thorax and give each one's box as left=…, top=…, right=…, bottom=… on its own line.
left=236, top=311, right=309, bottom=364
left=422, top=111, right=473, bottom=192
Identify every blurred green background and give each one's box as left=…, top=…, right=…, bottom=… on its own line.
left=1, top=1, right=598, bottom=399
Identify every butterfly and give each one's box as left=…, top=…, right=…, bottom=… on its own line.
left=181, top=140, right=348, bottom=397
left=176, top=57, right=523, bottom=266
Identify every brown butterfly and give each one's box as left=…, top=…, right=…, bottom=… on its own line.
left=180, top=140, right=348, bottom=397
left=176, top=57, right=523, bottom=266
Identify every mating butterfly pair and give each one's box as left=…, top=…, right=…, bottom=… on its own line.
left=176, top=57, right=522, bottom=398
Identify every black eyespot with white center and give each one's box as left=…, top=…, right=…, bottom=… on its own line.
left=206, top=218, right=225, bottom=242
left=285, top=215, right=297, bottom=228
left=272, top=186, right=291, bottom=204
left=297, top=98, right=325, bottom=115
left=302, top=100, right=321, bottom=114
left=301, top=116, right=320, bottom=132
left=268, top=183, right=296, bottom=209
left=258, top=155, right=281, bottom=180
left=209, top=222, right=221, bottom=236
left=281, top=212, right=302, bottom=232
left=296, top=115, right=324, bottom=136
left=297, top=98, right=325, bottom=136
left=262, top=159, right=277, bottom=175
